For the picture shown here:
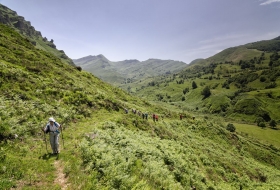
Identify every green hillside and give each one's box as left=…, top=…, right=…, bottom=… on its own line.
left=73, top=55, right=125, bottom=85
left=74, top=55, right=187, bottom=86
left=0, top=3, right=74, bottom=66
left=133, top=37, right=280, bottom=124
left=0, top=15, right=280, bottom=190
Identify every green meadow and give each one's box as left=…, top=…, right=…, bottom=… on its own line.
left=234, top=123, right=280, bottom=148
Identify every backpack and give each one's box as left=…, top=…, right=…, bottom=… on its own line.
left=46, top=122, right=60, bottom=134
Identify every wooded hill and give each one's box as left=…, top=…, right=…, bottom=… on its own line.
left=0, top=6, right=280, bottom=189
left=129, top=37, right=280, bottom=124
left=73, top=54, right=187, bottom=86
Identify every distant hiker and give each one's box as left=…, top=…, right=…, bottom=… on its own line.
left=124, top=108, right=128, bottom=114
left=145, top=113, right=148, bottom=120
left=142, top=113, right=145, bottom=119
left=180, top=114, right=182, bottom=120
left=152, top=114, right=155, bottom=122
left=193, top=116, right=195, bottom=120
left=132, top=109, right=137, bottom=114
left=155, top=114, right=159, bottom=121
left=42, top=117, right=61, bottom=154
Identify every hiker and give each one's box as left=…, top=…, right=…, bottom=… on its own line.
left=152, top=114, right=155, bottom=122
left=145, top=113, right=148, bottom=120
left=42, top=117, right=61, bottom=154
left=180, top=114, right=182, bottom=120
left=155, top=114, right=159, bottom=121
left=142, top=112, right=145, bottom=119
left=124, top=108, right=128, bottom=114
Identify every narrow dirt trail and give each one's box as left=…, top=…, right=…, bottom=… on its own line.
left=54, top=160, right=69, bottom=190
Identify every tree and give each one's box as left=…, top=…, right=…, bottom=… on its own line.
left=226, top=123, right=236, bottom=132
left=260, top=76, right=266, bottom=82
left=183, top=87, right=189, bottom=95
left=201, top=86, right=211, bottom=98
left=192, top=81, right=197, bottom=89
left=269, top=120, right=277, bottom=129
left=256, top=117, right=265, bottom=126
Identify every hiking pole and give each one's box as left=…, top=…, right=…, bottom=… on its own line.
left=43, top=130, right=48, bottom=154
left=60, top=124, right=65, bottom=149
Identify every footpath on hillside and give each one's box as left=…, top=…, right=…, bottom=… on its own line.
left=54, top=160, right=69, bottom=190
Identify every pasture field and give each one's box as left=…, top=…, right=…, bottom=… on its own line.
left=234, top=123, right=280, bottom=148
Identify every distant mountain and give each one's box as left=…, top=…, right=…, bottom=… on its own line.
left=0, top=3, right=75, bottom=65
left=74, top=55, right=187, bottom=85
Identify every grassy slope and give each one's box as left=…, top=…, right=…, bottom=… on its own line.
left=4, top=110, right=280, bottom=189
left=234, top=123, right=280, bottom=148
left=1, top=24, right=280, bottom=189
left=0, top=3, right=74, bottom=66
left=133, top=40, right=280, bottom=124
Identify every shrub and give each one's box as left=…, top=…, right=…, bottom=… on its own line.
left=256, top=117, right=265, bottom=126
left=183, top=87, right=189, bottom=95
left=260, top=76, right=266, bottom=82
left=192, top=81, right=197, bottom=89
left=201, top=86, right=211, bottom=99
left=269, top=120, right=277, bottom=129
left=0, top=123, right=11, bottom=140
left=76, top=66, right=82, bottom=71
left=265, top=82, right=277, bottom=89
left=226, top=123, right=236, bottom=132
left=259, top=122, right=266, bottom=128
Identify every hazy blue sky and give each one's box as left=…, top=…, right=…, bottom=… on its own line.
left=1, top=0, right=280, bottom=63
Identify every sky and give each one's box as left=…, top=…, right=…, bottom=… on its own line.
left=0, top=0, right=280, bottom=64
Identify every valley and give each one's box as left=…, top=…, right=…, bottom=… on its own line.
left=0, top=3, right=280, bottom=189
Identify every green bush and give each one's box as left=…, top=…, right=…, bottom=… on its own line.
left=256, top=117, right=265, bottom=126
left=192, top=81, right=197, bottom=89
left=0, top=123, right=11, bottom=139
left=269, top=120, right=277, bottom=129
left=201, top=86, right=211, bottom=99
left=226, top=123, right=236, bottom=132
left=259, top=122, right=266, bottom=128
left=260, top=76, right=266, bottom=82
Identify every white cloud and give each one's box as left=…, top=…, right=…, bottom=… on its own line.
left=260, top=0, right=280, bottom=5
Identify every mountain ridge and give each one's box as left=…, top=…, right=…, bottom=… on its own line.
left=0, top=3, right=75, bottom=66
left=74, top=54, right=187, bottom=85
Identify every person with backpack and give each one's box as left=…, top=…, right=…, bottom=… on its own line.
left=155, top=114, right=159, bottom=122
left=42, top=117, right=61, bottom=154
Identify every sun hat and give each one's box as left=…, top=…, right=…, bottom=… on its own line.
left=49, top=117, right=55, bottom=122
